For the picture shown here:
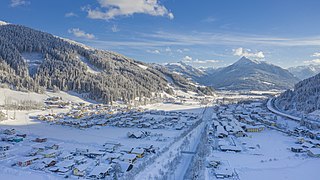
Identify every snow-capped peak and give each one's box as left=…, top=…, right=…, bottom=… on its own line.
left=0, top=20, right=10, bottom=26
left=235, top=56, right=261, bottom=65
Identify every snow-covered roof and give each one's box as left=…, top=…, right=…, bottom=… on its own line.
left=89, top=164, right=111, bottom=176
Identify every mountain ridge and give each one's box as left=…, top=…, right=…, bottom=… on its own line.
left=0, top=23, right=212, bottom=104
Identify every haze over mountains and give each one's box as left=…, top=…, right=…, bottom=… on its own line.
left=288, top=64, right=320, bottom=80
left=0, top=23, right=212, bottom=104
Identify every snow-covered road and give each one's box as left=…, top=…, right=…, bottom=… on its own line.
left=133, top=106, right=214, bottom=180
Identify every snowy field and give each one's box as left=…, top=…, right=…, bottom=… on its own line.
left=0, top=88, right=207, bottom=179
left=210, top=130, right=319, bottom=180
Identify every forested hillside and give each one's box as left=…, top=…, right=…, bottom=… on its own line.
left=275, top=73, right=320, bottom=113
left=0, top=24, right=210, bottom=104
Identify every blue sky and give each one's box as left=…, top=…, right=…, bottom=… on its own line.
left=1, top=0, right=320, bottom=68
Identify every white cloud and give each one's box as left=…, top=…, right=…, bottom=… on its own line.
left=165, top=47, right=171, bottom=52
left=193, top=59, right=220, bottom=64
left=68, top=28, right=95, bottom=39
left=176, top=48, right=189, bottom=53
left=183, top=55, right=193, bottom=61
left=111, top=24, right=119, bottom=32
left=147, top=49, right=160, bottom=54
left=10, top=0, right=29, bottom=7
left=182, top=55, right=220, bottom=64
left=311, top=52, right=320, bottom=57
left=233, top=47, right=265, bottom=59
left=65, top=12, right=78, bottom=18
left=85, top=0, right=173, bottom=20
left=304, top=59, right=320, bottom=64
left=202, top=16, right=216, bottom=23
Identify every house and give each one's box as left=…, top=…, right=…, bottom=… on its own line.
left=216, top=126, right=228, bottom=138
left=220, top=145, right=242, bottom=152
left=85, top=150, right=105, bottom=158
left=291, top=146, right=304, bottom=153
left=103, top=143, right=118, bottom=153
left=75, top=148, right=89, bottom=155
left=42, top=158, right=57, bottom=167
left=30, top=162, right=46, bottom=171
left=33, top=138, right=47, bottom=143
left=9, top=136, right=24, bottom=143
left=89, top=164, right=112, bottom=179
left=127, top=131, right=145, bottom=139
left=307, top=148, right=320, bottom=158
left=3, top=129, right=15, bottom=135
left=73, top=163, right=91, bottom=177
left=73, top=156, right=87, bottom=164
left=58, top=151, right=73, bottom=160
left=17, top=157, right=34, bottom=167
left=55, top=160, right=75, bottom=171
left=103, top=152, right=121, bottom=161
left=45, top=143, right=59, bottom=150
left=244, top=125, right=264, bottom=132
left=131, top=148, right=144, bottom=158
left=207, top=160, right=221, bottom=168
left=175, top=124, right=184, bottom=130
left=16, top=134, right=27, bottom=138
left=121, top=153, right=137, bottom=164
left=116, top=161, right=133, bottom=173
left=215, top=168, right=234, bottom=179
left=41, top=149, right=57, bottom=158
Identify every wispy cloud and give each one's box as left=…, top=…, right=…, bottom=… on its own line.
left=182, top=55, right=221, bottom=64
left=183, top=55, right=192, bottom=61
left=232, top=47, right=265, bottom=59
left=139, top=31, right=320, bottom=47
left=147, top=49, right=160, bottom=54
left=304, top=59, right=320, bottom=64
left=304, top=52, right=320, bottom=64
left=10, top=0, right=29, bottom=7
left=311, top=52, right=320, bottom=57
left=68, top=28, right=95, bottom=39
left=84, top=0, right=173, bottom=20
left=76, top=30, right=320, bottom=52
left=111, top=24, right=119, bottom=32
left=202, top=16, right=216, bottom=23
left=65, top=12, right=78, bottom=18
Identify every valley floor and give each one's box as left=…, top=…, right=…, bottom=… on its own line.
left=0, top=88, right=319, bottom=180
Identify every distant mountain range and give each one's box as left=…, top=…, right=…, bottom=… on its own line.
left=164, top=61, right=205, bottom=82
left=166, top=57, right=299, bottom=91
left=288, top=64, right=320, bottom=80
left=0, top=22, right=212, bottom=104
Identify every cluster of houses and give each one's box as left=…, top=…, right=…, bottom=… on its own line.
left=0, top=128, right=157, bottom=179
left=37, top=107, right=199, bottom=131
left=289, top=127, right=320, bottom=140
left=206, top=157, right=235, bottom=179
left=207, top=102, right=282, bottom=157
left=44, top=96, right=70, bottom=109
left=290, top=136, right=320, bottom=158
